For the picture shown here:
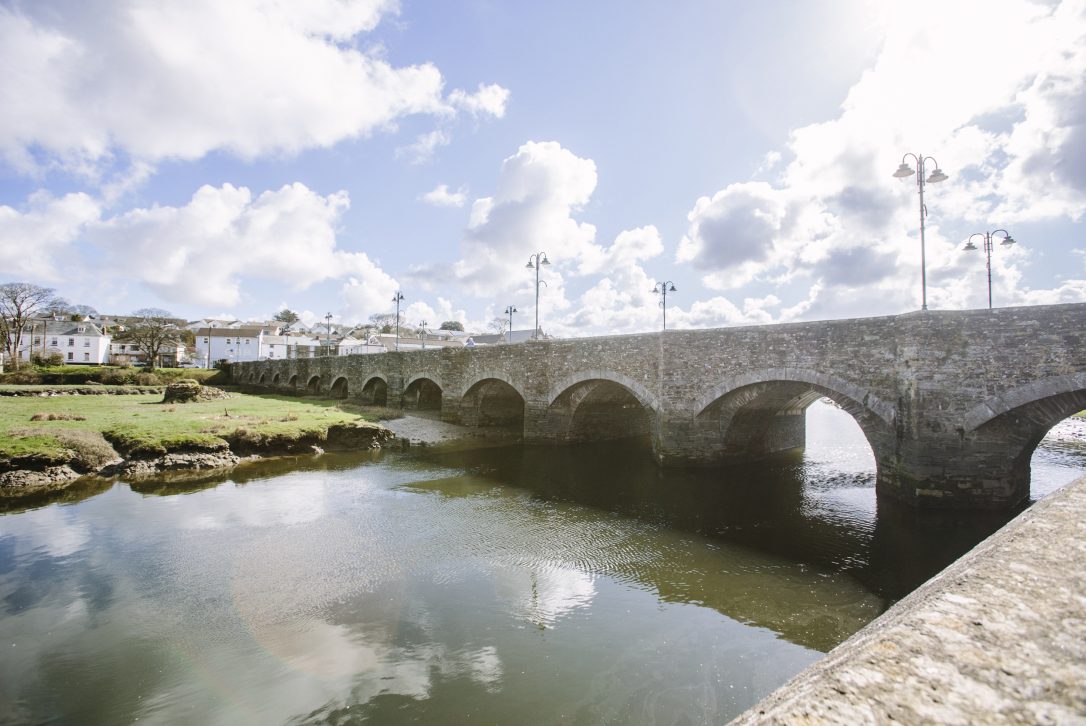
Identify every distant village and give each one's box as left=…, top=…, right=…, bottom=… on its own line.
left=5, top=311, right=546, bottom=369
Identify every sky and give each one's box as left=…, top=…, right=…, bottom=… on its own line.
left=1, top=0, right=1084, bottom=335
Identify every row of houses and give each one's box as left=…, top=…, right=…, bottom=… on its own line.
left=195, top=326, right=541, bottom=365
left=4, top=315, right=544, bottom=368
left=6, top=319, right=184, bottom=367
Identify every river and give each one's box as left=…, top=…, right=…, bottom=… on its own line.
left=1, top=402, right=1084, bottom=724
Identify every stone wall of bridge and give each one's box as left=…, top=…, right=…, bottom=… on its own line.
left=233, top=303, right=1086, bottom=509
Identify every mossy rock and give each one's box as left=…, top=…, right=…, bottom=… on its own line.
left=162, top=380, right=231, bottom=404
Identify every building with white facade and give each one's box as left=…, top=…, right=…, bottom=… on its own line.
left=16, top=320, right=111, bottom=365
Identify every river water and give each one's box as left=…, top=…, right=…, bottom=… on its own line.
left=1, top=403, right=1084, bottom=725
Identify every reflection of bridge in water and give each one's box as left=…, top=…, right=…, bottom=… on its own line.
left=235, top=303, right=1086, bottom=510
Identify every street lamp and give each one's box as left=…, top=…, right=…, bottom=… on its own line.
left=893, top=152, right=949, bottom=311
left=325, top=312, right=332, bottom=357
left=418, top=320, right=428, bottom=350
left=391, top=292, right=404, bottom=351
left=963, top=230, right=1016, bottom=309
left=651, top=281, right=677, bottom=331
left=504, top=305, right=517, bottom=344
left=525, top=251, right=550, bottom=340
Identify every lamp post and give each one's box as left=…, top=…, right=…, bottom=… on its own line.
left=963, top=230, right=1016, bottom=309
left=893, top=152, right=949, bottom=311
left=324, top=312, right=332, bottom=357
left=651, top=281, right=677, bottom=331
left=418, top=320, right=428, bottom=350
left=391, top=292, right=404, bottom=351
left=525, top=251, right=550, bottom=339
left=504, top=305, right=517, bottom=344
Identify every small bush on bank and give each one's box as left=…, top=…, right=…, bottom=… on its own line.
left=31, top=351, right=65, bottom=367
left=30, top=413, right=86, bottom=421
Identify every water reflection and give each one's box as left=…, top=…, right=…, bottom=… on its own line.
left=0, top=403, right=1081, bottom=725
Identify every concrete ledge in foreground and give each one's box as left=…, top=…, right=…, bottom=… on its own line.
left=732, top=475, right=1086, bottom=724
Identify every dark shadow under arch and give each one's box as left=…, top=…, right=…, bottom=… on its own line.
left=548, top=379, right=652, bottom=443
left=361, top=376, right=388, bottom=406
left=460, top=378, right=525, bottom=428
left=307, top=375, right=321, bottom=394
left=330, top=376, right=349, bottom=399
left=404, top=377, right=442, bottom=412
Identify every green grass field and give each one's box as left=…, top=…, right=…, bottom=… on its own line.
left=0, top=390, right=392, bottom=467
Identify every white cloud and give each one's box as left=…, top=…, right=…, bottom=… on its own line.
left=396, top=130, right=452, bottom=164
left=0, top=191, right=101, bottom=279
left=420, top=184, right=468, bottom=208
left=451, top=141, right=598, bottom=300
left=675, top=0, right=1086, bottom=321
left=0, top=0, right=507, bottom=176
left=449, top=83, right=511, bottom=119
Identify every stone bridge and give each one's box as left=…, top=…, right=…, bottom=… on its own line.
left=233, top=303, right=1086, bottom=509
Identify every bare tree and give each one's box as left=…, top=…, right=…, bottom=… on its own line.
left=71, top=304, right=98, bottom=321
left=115, top=308, right=181, bottom=371
left=488, top=317, right=510, bottom=338
left=0, top=283, right=58, bottom=370
left=368, top=312, right=401, bottom=334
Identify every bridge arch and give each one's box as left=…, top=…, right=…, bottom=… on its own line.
left=330, top=376, right=349, bottom=399
left=360, top=375, right=389, bottom=406
left=288, top=374, right=298, bottom=390
left=963, top=373, right=1086, bottom=432
left=258, top=372, right=267, bottom=385
left=403, top=374, right=442, bottom=412
left=958, top=373, right=1086, bottom=502
left=547, top=370, right=659, bottom=412
left=460, top=376, right=525, bottom=428
left=272, top=373, right=280, bottom=386
left=545, top=374, right=656, bottom=443
left=693, top=368, right=895, bottom=464
left=306, top=375, right=321, bottom=394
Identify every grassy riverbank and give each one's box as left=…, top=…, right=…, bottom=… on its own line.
left=0, top=389, right=394, bottom=480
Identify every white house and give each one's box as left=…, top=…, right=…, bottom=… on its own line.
left=17, top=320, right=111, bottom=365
left=193, top=326, right=270, bottom=366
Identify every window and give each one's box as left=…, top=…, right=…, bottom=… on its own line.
left=67, top=352, right=73, bottom=361
left=33, top=336, right=40, bottom=345
left=83, top=352, right=90, bottom=362
left=120, top=344, right=126, bottom=351
left=245, top=338, right=250, bottom=344
left=203, top=338, right=209, bottom=343
left=84, top=339, right=90, bottom=347
left=225, top=338, right=232, bottom=344
left=68, top=338, right=75, bottom=346
left=51, top=338, right=57, bottom=346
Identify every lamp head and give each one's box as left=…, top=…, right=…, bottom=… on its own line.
left=893, top=163, right=915, bottom=178
left=540, top=254, right=551, bottom=266
left=668, top=283, right=677, bottom=292
left=963, top=241, right=978, bottom=251
left=525, top=259, right=534, bottom=269
left=926, top=168, right=948, bottom=184
left=1000, top=235, right=1016, bottom=246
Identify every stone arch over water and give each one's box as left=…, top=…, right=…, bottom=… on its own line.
left=272, top=373, right=280, bottom=386
left=307, top=375, right=321, bottom=394
left=546, top=377, right=654, bottom=443
left=692, top=368, right=895, bottom=465
left=460, top=377, right=525, bottom=428
left=288, top=374, right=298, bottom=389
left=960, top=373, right=1086, bottom=502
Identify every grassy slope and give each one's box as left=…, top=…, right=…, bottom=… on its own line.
left=0, top=392, right=386, bottom=465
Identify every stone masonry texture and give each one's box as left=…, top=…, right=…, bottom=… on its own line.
left=235, top=303, right=1086, bottom=509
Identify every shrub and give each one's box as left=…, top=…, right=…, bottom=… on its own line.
left=31, top=351, right=65, bottom=367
